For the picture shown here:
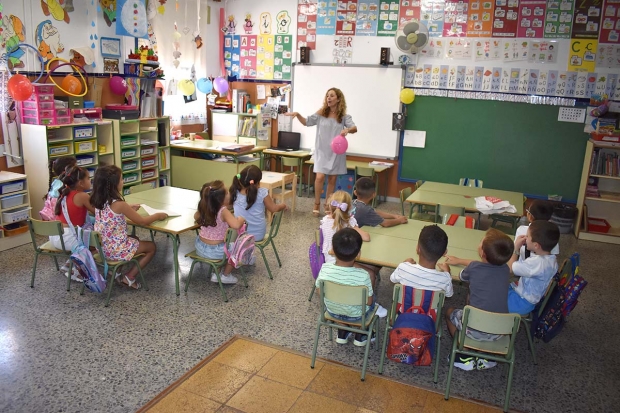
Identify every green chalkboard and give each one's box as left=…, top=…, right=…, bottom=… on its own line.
left=399, top=96, right=588, bottom=202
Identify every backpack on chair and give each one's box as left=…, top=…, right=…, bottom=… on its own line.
left=224, top=225, right=255, bottom=268
left=71, top=227, right=107, bottom=293
left=309, top=229, right=325, bottom=281
left=387, top=288, right=437, bottom=366
left=39, top=197, right=58, bottom=221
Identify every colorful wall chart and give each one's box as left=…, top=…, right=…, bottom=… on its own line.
left=257, top=35, right=275, bottom=80
left=421, top=0, right=446, bottom=37
left=274, top=35, right=293, bottom=80
left=596, top=43, right=620, bottom=68
left=240, top=34, right=257, bottom=79
left=600, top=0, right=620, bottom=43
left=518, top=0, right=547, bottom=38
left=467, top=0, right=495, bottom=37
left=377, top=0, right=400, bottom=35
left=298, top=1, right=318, bottom=49
left=492, top=0, right=520, bottom=37
left=444, top=0, right=469, bottom=36
left=317, top=0, right=337, bottom=35
left=572, top=0, right=603, bottom=39
left=398, top=0, right=421, bottom=26
left=544, top=0, right=574, bottom=39
left=529, top=39, right=559, bottom=62
left=357, top=0, right=380, bottom=35
left=224, top=34, right=241, bottom=78
left=336, top=0, right=358, bottom=35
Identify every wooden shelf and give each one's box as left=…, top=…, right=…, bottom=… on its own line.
left=590, top=174, right=620, bottom=181
left=586, top=191, right=620, bottom=203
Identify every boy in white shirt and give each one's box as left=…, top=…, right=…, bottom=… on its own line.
left=390, top=225, right=454, bottom=298
left=515, top=200, right=559, bottom=258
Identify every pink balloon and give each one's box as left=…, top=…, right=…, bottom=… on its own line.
left=331, top=135, right=348, bottom=155
left=109, top=76, right=128, bottom=95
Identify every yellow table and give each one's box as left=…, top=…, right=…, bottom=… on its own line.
left=305, top=159, right=392, bottom=202
left=263, top=149, right=311, bottom=197
left=125, top=186, right=200, bottom=296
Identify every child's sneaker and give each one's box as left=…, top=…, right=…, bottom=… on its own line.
left=210, top=273, right=238, bottom=284
left=60, top=259, right=71, bottom=273
left=65, top=267, right=83, bottom=282
left=336, top=329, right=353, bottom=344
left=477, top=358, right=497, bottom=370
left=376, top=304, right=388, bottom=318
left=449, top=355, right=476, bottom=371
left=353, top=332, right=376, bottom=347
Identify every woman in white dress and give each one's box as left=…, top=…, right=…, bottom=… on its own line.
left=286, top=87, right=357, bottom=216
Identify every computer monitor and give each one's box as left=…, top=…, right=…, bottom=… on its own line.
left=276, top=131, right=301, bottom=150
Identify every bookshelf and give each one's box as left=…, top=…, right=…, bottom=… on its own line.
left=575, top=139, right=620, bottom=244
left=0, top=172, right=31, bottom=251
left=212, top=112, right=271, bottom=148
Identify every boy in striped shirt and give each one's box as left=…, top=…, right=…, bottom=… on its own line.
left=389, top=225, right=454, bottom=298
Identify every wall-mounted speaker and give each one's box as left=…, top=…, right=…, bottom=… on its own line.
left=299, top=47, right=310, bottom=64
left=380, top=47, right=390, bottom=65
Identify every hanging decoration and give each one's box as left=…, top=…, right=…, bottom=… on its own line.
left=157, top=0, right=166, bottom=15
left=116, top=0, right=148, bottom=38
left=1, top=15, right=26, bottom=70
left=243, top=13, right=254, bottom=35
left=172, top=22, right=181, bottom=68
left=411, top=88, right=577, bottom=106
left=7, top=74, right=32, bottom=101
left=45, top=59, right=88, bottom=97
left=194, top=0, right=202, bottom=49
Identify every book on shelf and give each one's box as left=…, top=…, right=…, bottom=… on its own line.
left=591, top=148, right=620, bottom=177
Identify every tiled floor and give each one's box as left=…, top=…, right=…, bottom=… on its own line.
left=141, top=336, right=503, bottom=413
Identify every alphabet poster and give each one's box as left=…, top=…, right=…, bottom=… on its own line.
left=224, top=35, right=240, bottom=78
left=444, top=0, right=469, bottom=36
left=467, top=0, right=495, bottom=37
left=377, top=0, right=400, bottom=35
left=297, top=0, right=318, bottom=48
left=518, top=0, right=547, bottom=38
left=398, top=0, right=421, bottom=25
left=257, top=35, right=275, bottom=80
left=317, top=1, right=337, bottom=35
left=572, top=0, right=603, bottom=38
left=274, top=35, right=293, bottom=80
left=357, top=0, right=380, bottom=35
left=422, top=0, right=446, bottom=37
left=333, top=35, right=354, bottom=63
left=240, top=35, right=257, bottom=79
left=336, top=0, right=358, bottom=35
left=600, top=0, right=620, bottom=44
left=543, top=0, right=574, bottom=39
left=492, top=0, right=520, bottom=37
left=568, top=38, right=598, bottom=70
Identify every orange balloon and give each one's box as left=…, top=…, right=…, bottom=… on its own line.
left=61, top=75, right=82, bottom=94
left=7, top=74, right=33, bottom=101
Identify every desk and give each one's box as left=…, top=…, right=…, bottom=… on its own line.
left=406, top=182, right=524, bottom=217
left=263, top=149, right=311, bottom=197
left=170, top=140, right=265, bottom=190
left=259, top=171, right=297, bottom=216
left=305, top=159, right=391, bottom=202
left=125, top=187, right=200, bottom=296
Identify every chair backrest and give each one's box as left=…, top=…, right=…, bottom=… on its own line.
left=281, top=156, right=298, bottom=168
left=129, top=183, right=153, bottom=194
left=442, top=214, right=475, bottom=228
left=391, top=284, right=445, bottom=329
left=459, top=178, right=484, bottom=188
left=28, top=218, right=66, bottom=251
left=415, top=180, right=425, bottom=190
left=355, top=166, right=376, bottom=178
left=265, top=210, right=283, bottom=241
left=319, top=280, right=371, bottom=324
left=399, top=187, right=413, bottom=216
left=462, top=305, right=520, bottom=336
left=436, top=205, right=465, bottom=223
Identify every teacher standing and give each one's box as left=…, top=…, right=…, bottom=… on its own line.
left=286, top=87, right=357, bottom=216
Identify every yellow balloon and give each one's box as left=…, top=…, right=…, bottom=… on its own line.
left=400, top=88, right=415, bottom=104
left=178, top=79, right=196, bottom=96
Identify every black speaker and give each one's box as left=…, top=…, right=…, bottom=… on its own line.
left=299, top=47, right=310, bottom=64
left=380, top=47, right=390, bottom=65
left=392, top=113, right=406, bottom=131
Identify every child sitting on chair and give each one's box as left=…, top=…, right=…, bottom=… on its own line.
left=444, top=228, right=515, bottom=371
left=315, top=227, right=375, bottom=347
left=352, top=177, right=408, bottom=228
left=515, top=200, right=559, bottom=259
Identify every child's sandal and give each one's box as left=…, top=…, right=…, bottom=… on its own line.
left=120, top=275, right=141, bottom=290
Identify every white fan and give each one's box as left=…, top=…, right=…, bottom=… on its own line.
left=394, top=20, right=429, bottom=54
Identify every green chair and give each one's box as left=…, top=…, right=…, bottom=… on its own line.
left=490, top=196, right=527, bottom=235
left=184, top=228, right=248, bottom=302
left=280, top=156, right=303, bottom=196
left=436, top=204, right=465, bottom=224
left=414, top=180, right=436, bottom=215
left=255, top=210, right=283, bottom=280
left=400, top=187, right=434, bottom=222
left=128, top=184, right=155, bottom=242
left=378, top=284, right=445, bottom=383
left=518, top=258, right=566, bottom=364
left=445, top=306, right=521, bottom=413
left=85, top=231, right=147, bottom=307
left=27, top=218, right=74, bottom=291
left=311, top=280, right=380, bottom=381
left=308, top=229, right=322, bottom=302
left=354, top=166, right=379, bottom=207
left=459, top=178, right=484, bottom=187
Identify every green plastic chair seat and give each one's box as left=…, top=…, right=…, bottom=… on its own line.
left=461, top=334, right=511, bottom=354
left=27, top=218, right=74, bottom=292
left=38, top=241, right=66, bottom=252
left=323, top=307, right=377, bottom=328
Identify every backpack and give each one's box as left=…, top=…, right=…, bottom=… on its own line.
left=387, top=288, right=437, bottom=366
left=533, top=253, right=587, bottom=343
left=309, top=229, right=325, bottom=281
left=224, top=225, right=255, bottom=269
left=39, top=196, right=58, bottom=221
left=70, top=227, right=108, bottom=293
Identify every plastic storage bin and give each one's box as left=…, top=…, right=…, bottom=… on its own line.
left=1, top=193, right=25, bottom=209
left=21, top=100, right=53, bottom=110
left=74, top=139, right=97, bottom=153
left=141, top=169, right=156, bottom=180
left=121, top=136, right=139, bottom=147
left=123, top=172, right=139, bottom=184
left=49, top=144, right=71, bottom=156
left=587, top=218, right=611, bottom=233
left=32, top=83, right=54, bottom=94
left=76, top=154, right=95, bottom=166
left=3, top=222, right=28, bottom=237
left=121, top=148, right=138, bottom=159
left=141, top=145, right=156, bottom=156
left=2, top=207, right=30, bottom=223
left=0, top=180, right=25, bottom=194
left=122, top=160, right=139, bottom=171
left=21, top=115, right=55, bottom=125
left=141, top=157, right=157, bottom=168
left=56, top=116, right=71, bottom=125
left=74, top=125, right=95, bottom=139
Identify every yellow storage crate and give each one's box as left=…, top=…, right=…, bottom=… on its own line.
left=74, top=139, right=97, bottom=154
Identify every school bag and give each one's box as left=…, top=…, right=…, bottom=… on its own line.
left=39, top=196, right=58, bottom=221
left=387, top=288, right=437, bottom=366
left=533, top=253, right=587, bottom=343
left=308, top=228, right=325, bottom=281
left=224, top=225, right=255, bottom=268
left=61, top=199, right=107, bottom=293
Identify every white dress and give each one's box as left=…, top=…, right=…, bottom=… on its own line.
left=306, top=113, right=355, bottom=175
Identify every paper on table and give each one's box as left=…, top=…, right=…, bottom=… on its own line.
left=256, top=85, right=266, bottom=99
left=140, top=204, right=181, bottom=217
left=403, top=130, right=426, bottom=148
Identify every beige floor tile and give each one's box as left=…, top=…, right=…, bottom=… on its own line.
left=361, top=378, right=429, bottom=412
left=355, top=409, right=379, bottom=413
left=179, top=361, right=252, bottom=404
left=216, top=406, right=244, bottom=413
left=257, top=351, right=325, bottom=389
left=307, top=363, right=374, bottom=406
left=288, top=392, right=357, bottom=413
left=422, top=392, right=501, bottom=413
left=212, top=339, right=278, bottom=373
left=148, top=388, right=221, bottom=413
left=226, top=376, right=303, bottom=413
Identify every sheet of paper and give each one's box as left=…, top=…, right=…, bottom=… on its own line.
left=256, top=85, right=266, bottom=100
left=139, top=204, right=181, bottom=217
left=403, top=130, right=426, bottom=148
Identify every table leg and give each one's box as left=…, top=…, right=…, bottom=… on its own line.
left=172, top=234, right=181, bottom=296
left=384, top=170, right=389, bottom=203
left=297, top=158, right=303, bottom=197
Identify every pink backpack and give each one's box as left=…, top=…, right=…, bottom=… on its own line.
left=39, top=197, right=58, bottom=221
left=224, top=225, right=255, bottom=268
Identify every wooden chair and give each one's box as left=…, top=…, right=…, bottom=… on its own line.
left=271, top=172, right=296, bottom=213
left=400, top=187, right=434, bottom=222
left=255, top=210, right=283, bottom=280
left=27, top=218, right=73, bottom=291
left=378, top=284, right=445, bottom=383
left=445, top=306, right=521, bottom=412
left=354, top=166, right=379, bottom=207
left=311, top=280, right=380, bottom=381
left=184, top=228, right=248, bottom=302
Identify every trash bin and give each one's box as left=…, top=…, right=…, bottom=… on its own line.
left=550, top=205, right=578, bottom=234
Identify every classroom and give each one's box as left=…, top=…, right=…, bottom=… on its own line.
left=0, top=0, right=619, bottom=412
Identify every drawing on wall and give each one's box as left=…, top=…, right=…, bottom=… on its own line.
left=103, top=57, right=119, bottom=73
left=100, top=36, right=121, bottom=57
left=244, top=13, right=254, bottom=34
left=276, top=10, right=291, bottom=34
left=116, top=0, right=148, bottom=38
left=35, top=20, right=64, bottom=62
left=40, top=0, right=72, bottom=24
left=223, top=14, right=237, bottom=34
left=260, top=12, right=272, bottom=34
left=100, top=0, right=118, bottom=27
left=0, top=14, right=26, bottom=70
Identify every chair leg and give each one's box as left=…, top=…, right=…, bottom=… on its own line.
left=238, top=266, right=249, bottom=288
left=213, top=265, right=229, bottom=302
left=104, top=268, right=116, bottom=307
left=184, top=260, right=198, bottom=292
left=271, top=240, right=282, bottom=267
left=149, top=230, right=155, bottom=242
left=310, top=321, right=321, bottom=369
left=30, top=252, right=40, bottom=288
left=52, top=255, right=60, bottom=271
left=66, top=259, right=73, bottom=292
left=361, top=319, right=375, bottom=381
left=522, top=319, right=537, bottom=364
left=433, top=331, right=442, bottom=383
left=378, top=321, right=390, bottom=374
left=504, top=361, right=515, bottom=412
left=444, top=338, right=458, bottom=401
left=258, top=247, right=273, bottom=280
left=134, top=260, right=148, bottom=291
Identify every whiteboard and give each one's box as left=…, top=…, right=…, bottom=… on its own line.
left=291, top=65, right=403, bottom=159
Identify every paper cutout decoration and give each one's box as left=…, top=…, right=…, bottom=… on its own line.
left=260, top=12, right=272, bottom=34
left=35, top=20, right=64, bottom=62
left=70, top=47, right=95, bottom=66
left=224, top=14, right=237, bottom=34
left=276, top=10, right=291, bottom=34
left=40, top=0, right=71, bottom=24
left=0, top=15, right=26, bottom=70
left=117, top=0, right=148, bottom=38
left=244, top=13, right=254, bottom=34
left=100, top=0, right=117, bottom=27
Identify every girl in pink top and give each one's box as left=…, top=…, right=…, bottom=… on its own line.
left=194, top=180, right=245, bottom=285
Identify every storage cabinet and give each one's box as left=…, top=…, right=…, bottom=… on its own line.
left=0, top=172, right=31, bottom=251
left=575, top=139, right=620, bottom=244
left=212, top=112, right=271, bottom=148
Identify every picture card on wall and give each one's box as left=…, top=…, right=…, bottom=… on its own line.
left=356, top=0, right=380, bottom=35
left=599, top=0, right=620, bottom=44
left=543, top=0, right=574, bottom=39
left=116, top=0, right=148, bottom=38
left=572, top=0, right=603, bottom=39
left=529, top=39, right=559, bottom=63
left=377, top=0, right=400, bottom=36
left=492, top=0, right=520, bottom=38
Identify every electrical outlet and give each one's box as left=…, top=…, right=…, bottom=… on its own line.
left=558, top=107, right=586, bottom=123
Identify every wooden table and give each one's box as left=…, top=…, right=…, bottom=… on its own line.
left=406, top=181, right=524, bottom=217
left=305, top=159, right=392, bottom=203
left=263, top=149, right=311, bottom=197
left=125, top=186, right=200, bottom=296
left=260, top=171, right=297, bottom=215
